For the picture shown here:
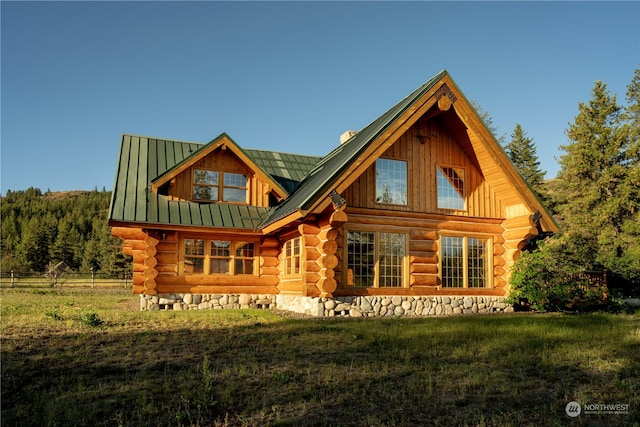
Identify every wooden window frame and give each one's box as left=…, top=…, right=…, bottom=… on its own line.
left=439, top=235, right=492, bottom=289
left=193, top=169, right=248, bottom=204
left=375, top=158, right=408, bottom=206
left=345, top=226, right=408, bottom=288
left=283, top=236, right=303, bottom=277
left=436, top=165, right=466, bottom=211
left=180, top=237, right=257, bottom=276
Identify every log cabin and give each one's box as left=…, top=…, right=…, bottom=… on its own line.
left=108, top=70, right=558, bottom=316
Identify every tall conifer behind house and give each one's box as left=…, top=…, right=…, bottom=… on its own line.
left=505, top=124, right=548, bottom=202
left=556, top=74, right=640, bottom=287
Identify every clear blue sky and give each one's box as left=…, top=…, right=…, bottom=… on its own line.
left=1, top=1, right=638, bottom=194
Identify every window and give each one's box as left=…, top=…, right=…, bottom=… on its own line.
left=440, top=236, right=489, bottom=288
left=234, top=242, right=255, bottom=275
left=193, top=171, right=218, bottom=201
left=378, top=233, right=405, bottom=287
left=193, top=170, right=247, bottom=203
left=283, top=237, right=302, bottom=276
left=437, top=166, right=465, bottom=210
left=347, top=231, right=375, bottom=287
left=347, top=230, right=406, bottom=288
left=182, top=238, right=255, bottom=275
left=210, top=240, right=230, bottom=274
left=376, top=159, right=407, bottom=205
left=184, top=239, right=205, bottom=274
left=223, top=173, right=248, bottom=203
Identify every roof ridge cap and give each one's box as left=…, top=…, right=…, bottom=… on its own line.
left=121, top=133, right=203, bottom=145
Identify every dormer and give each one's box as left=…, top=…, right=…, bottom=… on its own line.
left=150, top=133, right=288, bottom=208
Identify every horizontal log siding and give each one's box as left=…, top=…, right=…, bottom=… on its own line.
left=115, top=227, right=281, bottom=295
left=343, top=119, right=500, bottom=218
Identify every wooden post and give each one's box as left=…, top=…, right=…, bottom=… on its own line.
left=10, top=270, right=14, bottom=288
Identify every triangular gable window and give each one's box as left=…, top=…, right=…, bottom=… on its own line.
left=437, top=166, right=465, bottom=210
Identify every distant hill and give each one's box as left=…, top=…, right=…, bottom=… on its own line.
left=43, top=190, right=92, bottom=201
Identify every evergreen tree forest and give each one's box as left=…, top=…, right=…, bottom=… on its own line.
left=509, top=66, right=640, bottom=307
left=1, top=188, right=131, bottom=276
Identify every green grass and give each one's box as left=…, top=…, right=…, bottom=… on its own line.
left=1, top=288, right=639, bottom=427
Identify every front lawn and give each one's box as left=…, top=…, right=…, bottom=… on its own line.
left=1, top=288, right=638, bottom=426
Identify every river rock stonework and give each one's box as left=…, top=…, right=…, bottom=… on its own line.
left=140, top=294, right=275, bottom=311
left=141, top=294, right=512, bottom=316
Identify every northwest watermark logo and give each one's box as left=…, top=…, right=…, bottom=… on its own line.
left=566, top=401, right=630, bottom=417
left=566, top=401, right=581, bottom=417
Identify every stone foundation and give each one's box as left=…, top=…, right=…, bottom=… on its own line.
left=141, top=293, right=512, bottom=317
left=140, top=294, right=275, bottom=311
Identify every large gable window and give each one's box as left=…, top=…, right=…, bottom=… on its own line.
left=437, top=166, right=465, bottom=210
left=182, top=238, right=255, bottom=275
left=376, top=159, right=407, bottom=205
left=193, top=170, right=247, bottom=203
left=440, top=236, right=490, bottom=288
left=347, top=230, right=406, bottom=288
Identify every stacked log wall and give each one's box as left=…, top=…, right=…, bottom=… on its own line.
left=112, top=226, right=280, bottom=295
left=500, top=213, right=539, bottom=290
left=409, top=228, right=439, bottom=288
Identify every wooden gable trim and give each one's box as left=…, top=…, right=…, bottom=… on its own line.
left=150, top=134, right=288, bottom=200
left=447, top=88, right=559, bottom=233
left=305, top=78, right=451, bottom=217
left=151, top=137, right=224, bottom=191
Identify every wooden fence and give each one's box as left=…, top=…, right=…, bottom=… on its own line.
left=0, top=271, right=132, bottom=289
left=582, top=269, right=607, bottom=287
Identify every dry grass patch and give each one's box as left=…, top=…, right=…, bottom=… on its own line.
left=2, top=288, right=639, bottom=426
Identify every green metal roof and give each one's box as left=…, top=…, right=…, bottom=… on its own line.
left=243, top=148, right=321, bottom=193
left=109, top=135, right=273, bottom=229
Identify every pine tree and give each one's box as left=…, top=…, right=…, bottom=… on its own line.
left=17, top=216, right=54, bottom=273
left=505, top=124, right=548, bottom=201
left=471, top=100, right=506, bottom=145
left=50, top=219, right=83, bottom=270
left=614, top=65, right=640, bottom=285
left=556, top=78, right=640, bottom=287
left=624, top=66, right=640, bottom=151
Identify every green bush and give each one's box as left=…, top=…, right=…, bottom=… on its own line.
left=507, top=234, right=608, bottom=312
left=77, top=310, right=104, bottom=327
